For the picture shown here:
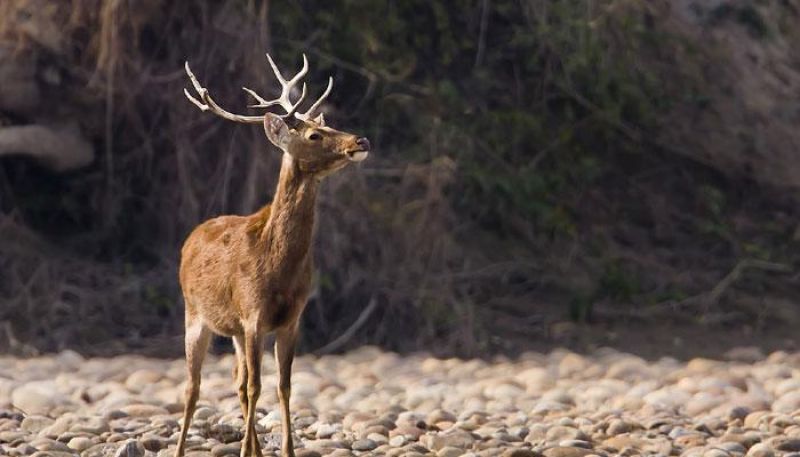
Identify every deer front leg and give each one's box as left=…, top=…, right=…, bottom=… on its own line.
left=233, top=335, right=249, bottom=417
left=275, top=327, right=298, bottom=457
left=233, top=335, right=260, bottom=457
left=240, top=328, right=264, bottom=457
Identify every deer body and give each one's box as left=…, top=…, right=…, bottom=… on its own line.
left=175, top=55, right=369, bottom=457
left=181, top=155, right=317, bottom=338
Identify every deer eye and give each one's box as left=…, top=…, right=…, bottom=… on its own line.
left=308, top=132, right=322, bottom=141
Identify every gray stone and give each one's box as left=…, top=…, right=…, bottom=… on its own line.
left=606, top=419, right=629, bottom=436
left=11, top=383, right=62, bottom=416
left=295, top=450, right=322, bottom=457
left=210, top=442, right=241, bottom=457
left=208, top=424, right=241, bottom=444
left=546, top=426, right=587, bottom=443
left=389, top=435, right=407, bottom=447
left=0, top=430, right=27, bottom=444
left=31, top=438, right=71, bottom=452
left=70, top=418, right=110, bottom=435
left=67, top=436, right=94, bottom=452
left=30, top=452, right=76, bottom=457
left=717, top=442, right=747, bottom=454
left=703, top=449, right=731, bottom=457
left=746, top=443, right=775, bottom=457
left=141, top=435, right=167, bottom=452
left=542, top=447, right=595, bottom=457
left=437, top=447, right=463, bottom=457
left=420, top=429, right=476, bottom=451
left=351, top=439, right=378, bottom=451
left=20, top=416, right=54, bottom=434
left=82, top=443, right=120, bottom=457
left=773, top=438, right=800, bottom=452
left=315, top=423, right=339, bottom=439
left=501, top=450, right=539, bottom=457
left=113, top=440, right=145, bottom=457
left=119, top=405, right=169, bottom=418
left=192, top=407, right=216, bottom=421
left=559, top=440, right=592, bottom=449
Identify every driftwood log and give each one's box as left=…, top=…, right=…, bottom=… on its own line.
left=0, top=45, right=94, bottom=172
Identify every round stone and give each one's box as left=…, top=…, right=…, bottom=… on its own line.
left=68, top=437, right=94, bottom=452
left=746, top=443, right=775, bottom=457
left=352, top=439, right=378, bottom=451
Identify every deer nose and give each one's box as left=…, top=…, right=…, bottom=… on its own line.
left=356, top=137, right=370, bottom=151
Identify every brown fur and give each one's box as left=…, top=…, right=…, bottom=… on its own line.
left=174, top=116, right=368, bottom=457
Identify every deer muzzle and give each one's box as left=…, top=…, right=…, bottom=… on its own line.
left=347, top=137, right=370, bottom=162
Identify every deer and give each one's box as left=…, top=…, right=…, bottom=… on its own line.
left=175, top=53, right=370, bottom=457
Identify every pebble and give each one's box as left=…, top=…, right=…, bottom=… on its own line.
left=351, top=438, right=377, bottom=451
left=772, top=437, right=800, bottom=452
left=20, top=416, right=54, bottom=433
left=437, top=447, right=463, bottom=457
left=315, top=423, right=339, bottom=439
left=560, top=439, right=592, bottom=449
left=420, top=429, right=475, bottom=450
left=389, top=435, right=407, bottom=446
left=67, top=436, right=94, bottom=452
left=83, top=443, right=120, bottom=457
left=502, top=449, right=538, bottom=457
left=211, top=442, right=241, bottom=457
left=542, top=446, right=595, bottom=457
left=1, top=348, right=799, bottom=455
left=120, top=404, right=170, bottom=418
left=113, top=439, right=145, bottom=457
left=704, top=449, right=730, bottom=457
left=606, top=419, right=629, bottom=436
left=11, top=382, right=64, bottom=415
left=295, top=450, right=322, bottom=457
left=746, top=443, right=775, bottom=457
left=32, top=438, right=71, bottom=452
left=71, top=417, right=110, bottom=434
left=141, top=435, right=167, bottom=451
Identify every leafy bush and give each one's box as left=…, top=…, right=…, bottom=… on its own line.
left=1, top=0, right=795, bottom=356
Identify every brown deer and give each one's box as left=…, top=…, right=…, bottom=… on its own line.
left=176, top=54, right=369, bottom=457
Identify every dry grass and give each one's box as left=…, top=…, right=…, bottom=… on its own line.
left=0, top=0, right=491, bottom=355
left=0, top=0, right=797, bottom=357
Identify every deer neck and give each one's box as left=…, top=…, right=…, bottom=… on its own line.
left=259, top=153, right=319, bottom=276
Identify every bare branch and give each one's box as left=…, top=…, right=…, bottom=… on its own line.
left=314, top=297, right=378, bottom=355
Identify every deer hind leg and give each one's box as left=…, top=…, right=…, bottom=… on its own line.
left=175, top=321, right=212, bottom=457
left=233, top=334, right=260, bottom=456
left=275, top=327, right=298, bottom=457
left=240, top=328, right=264, bottom=457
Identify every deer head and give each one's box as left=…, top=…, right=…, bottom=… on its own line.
left=184, top=54, right=369, bottom=175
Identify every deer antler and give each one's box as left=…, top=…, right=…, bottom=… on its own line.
left=184, top=53, right=333, bottom=124
left=243, top=53, right=308, bottom=120
left=245, top=53, right=333, bottom=122
left=183, top=62, right=263, bottom=124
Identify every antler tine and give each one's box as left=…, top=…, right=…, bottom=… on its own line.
left=244, top=83, right=308, bottom=110
left=295, top=76, right=333, bottom=121
left=285, top=54, right=309, bottom=87
left=245, top=53, right=310, bottom=119
left=184, top=61, right=263, bottom=124
left=242, top=87, right=272, bottom=107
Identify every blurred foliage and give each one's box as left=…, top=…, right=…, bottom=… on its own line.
left=267, top=0, right=673, bottom=238
left=0, top=0, right=798, bottom=355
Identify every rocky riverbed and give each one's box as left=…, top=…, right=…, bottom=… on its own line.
left=1, top=346, right=800, bottom=457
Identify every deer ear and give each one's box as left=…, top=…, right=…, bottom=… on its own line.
left=263, top=113, right=291, bottom=150
left=314, top=113, right=325, bottom=127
